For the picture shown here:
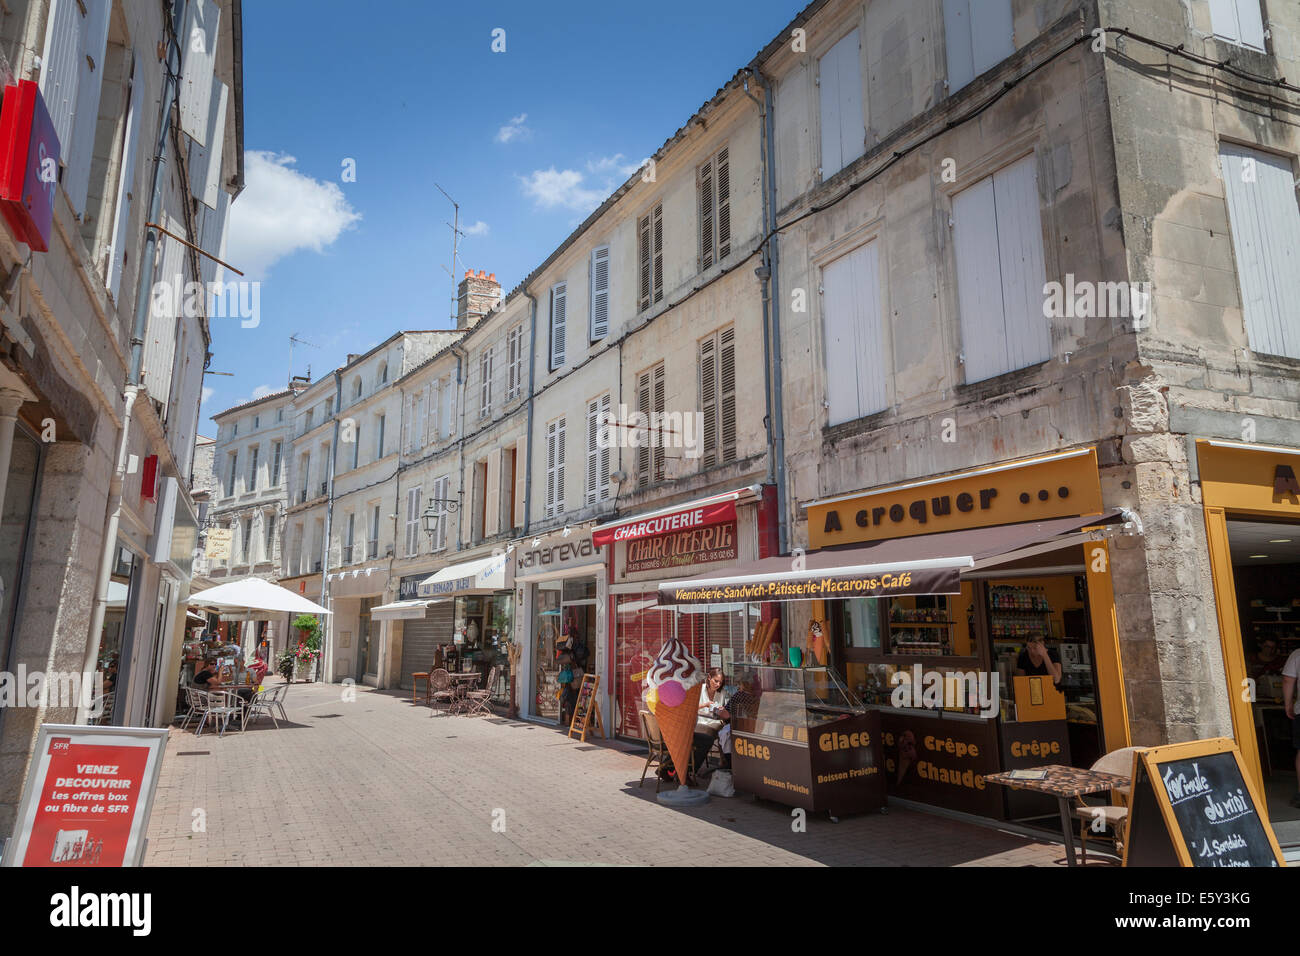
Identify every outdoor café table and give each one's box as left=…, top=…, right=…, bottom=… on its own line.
left=448, top=673, right=481, bottom=713
left=984, top=765, right=1130, bottom=867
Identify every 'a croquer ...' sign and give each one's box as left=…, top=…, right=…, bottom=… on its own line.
left=808, top=448, right=1103, bottom=548
left=657, top=564, right=960, bottom=606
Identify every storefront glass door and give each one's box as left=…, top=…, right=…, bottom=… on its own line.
left=530, top=576, right=598, bottom=723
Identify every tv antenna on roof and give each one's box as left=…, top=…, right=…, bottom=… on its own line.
left=289, top=333, right=320, bottom=384
left=434, top=182, right=462, bottom=327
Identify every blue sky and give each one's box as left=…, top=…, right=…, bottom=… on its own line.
left=201, top=0, right=799, bottom=428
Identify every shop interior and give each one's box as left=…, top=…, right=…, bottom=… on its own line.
left=1226, top=518, right=1300, bottom=838
left=532, top=577, right=598, bottom=722
left=456, top=594, right=513, bottom=705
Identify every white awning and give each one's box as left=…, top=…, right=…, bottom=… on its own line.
left=371, top=599, right=450, bottom=621
left=190, top=576, right=332, bottom=615
left=418, top=553, right=512, bottom=597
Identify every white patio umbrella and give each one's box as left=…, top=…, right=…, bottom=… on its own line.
left=188, top=576, right=332, bottom=615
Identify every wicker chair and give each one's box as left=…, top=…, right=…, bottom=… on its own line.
left=464, top=666, right=499, bottom=717
left=1074, top=746, right=1139, bottom=863
left=427, top=668, right=454, bottom=715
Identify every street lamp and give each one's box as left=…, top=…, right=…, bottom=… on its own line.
left=422, top=496, right=459, bottom=542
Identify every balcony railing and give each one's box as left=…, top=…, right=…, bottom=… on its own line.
left=343, top=545, right=354, bottom=564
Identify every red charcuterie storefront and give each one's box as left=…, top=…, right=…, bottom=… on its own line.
left=597, top=485, right=779, bottom=740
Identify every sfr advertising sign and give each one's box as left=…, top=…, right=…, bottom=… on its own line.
left=3, top=725, right=167, bottom=867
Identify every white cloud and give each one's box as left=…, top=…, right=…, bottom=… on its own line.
left=463, top=220, right=490, bottom=237
left=226, top=151, right=362, bottom=280
left=250, top=384, right=275, bottom=400
left=201, top=386, right=214, bottom=404
left=518, top=167, right=608, bottom=213
left=586, top=154, right=644, bottom=178
left=495, top=113, right=530, bottom=144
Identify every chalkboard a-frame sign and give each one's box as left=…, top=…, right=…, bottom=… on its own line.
left=1123, top=738, right=1284, bottom=867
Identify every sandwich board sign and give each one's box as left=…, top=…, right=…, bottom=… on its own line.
left=1122, top=737, right=1283, bottom=867
left=3, top=724, right=168, bottom=867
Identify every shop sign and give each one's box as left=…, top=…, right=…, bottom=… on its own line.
left=658, top=563, right=961, bottom=606
left=515, top=535, right=598, bottom=577
left=808, top=448, right=1104, bottom=548
left=593, top=499, right=737, bottom=546
left=999, top=720, right=1071, bottom=818
left=1197, top=440, right=1300, bottom=513
left=204, top=527, right=232, bottom=560
left=879, top=711, right=1002, bottom=817
left=1274, top=465, right=1299, bottom=499
left=398, top=573, right=429, bottom=601
left=626, top=521, right=737, bottom=573
left=3, top=725, right=168, bottom=867
left=0, top=80, right=59, bottom=253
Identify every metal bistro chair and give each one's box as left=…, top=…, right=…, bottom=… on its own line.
left=1074, top=746, right=1140, bottom=864
left=195, top=690, right=241, bottom=738
left=464, top=666, right=499, bottom=717
left=242, top=685, right=283, bottom=730
left=427, top=668, right=454, bottom=716
left=638, top=709, right=693, bottom=793
left=178, top=687, right=206, bottom=731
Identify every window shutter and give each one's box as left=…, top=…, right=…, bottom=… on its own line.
left=1219, top=144, right=1300, bottom=359
left=179, top=0, right=222, bottom=145
left=700, top=335, right=718, bottom=469
left=599, top=393, right=611, bottom=502
left=586, top=398, right=599, bottom=505
left=952, top=175, right=1004, bottom=383
left=652, top=365, right=665, bottom=481
left=108, top=54, right=144, bottom=300
left=716, top=147, right=731, bottom=261
left=556, top=417, right=566, bottom=514
left=546, top=421, right=558, bottom=516
left=401, top=394, right=411, bottom=453
left=943, top=0, right=975, bottom=92
left=819, top=30, right=863, bottom=179
left=550, top=284, right=567, bottom=369
left=435, top=476, right=449, bottom=551
left=969, top=0, right=1014, bottom=78
left=40, top=0, right=89, bottom=194
left=652, top=203, right=664, bottom=304
left=446, top=378, right=457, bottom=436
left=480, top=349, right=492, bottom=418
left=188, top=78, right=229, bottom=209
left=991, top=156, right=1049, bottom=374
left=818, top=34, right=843, bottom=179
left=699, top=158, right=715, bottom=271
left=63, top=0, right=112, bottom=217
left=590, top=247, right=610, bottom=340
left=638, top=213, right=652, bottom=312
left=406, top=486, right=421, bottom=556
left=720, top=326, right=736, bottom=463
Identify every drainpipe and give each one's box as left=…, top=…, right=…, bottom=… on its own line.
left=451, top=341, right=467, bottom=550
left=522, top=290, right=538, bottom=534
left=79, top=386, right=139, bottom=721
left=742, top=75, right=777, bottom=498
left=318, top=370, right=342, bottom=681
left=81, top=1, right=186, bottom=719
left=745, top=67, right=789, bottom=555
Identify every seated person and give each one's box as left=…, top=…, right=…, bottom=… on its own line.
left=193, top=659, right=223, bottom=689
left=247, top=651, right=269, bottom=686
left=1249, top=637, right=1286, bottom=682
left=1015, top=636, right=1062, bottom=688
left=727, top=673, right=761, bottom=734
left=697, top=667, right=731, bottom=768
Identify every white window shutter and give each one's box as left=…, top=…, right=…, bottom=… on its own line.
left=1235, top=0, right=1266, bottom=50
left=435, top=476, right=449, bottom=551
left=546, top=421, right=557, bottom=516
left=1220, top=144, right=1300, bottom=359
left=197, top=189, right=230, bottom=288
left=943, top=0, right=975, bottom=92
left=652, top=204, right=664, bottom=304
left=952, top=176, right=1006, bottom=383
left=599, top=394, right=611, bottom=501
left=820, top=29, right=863, bottom=179
left=108, top=54, right=144, bottom=300
left=188, top=78, right=229, bottom=209
left=62, top=0, right=111, bottom=217
left=699, top=158, right=715, bottom=270
left=823, top=241, right=886, bottom=424
left=700, top=336, right=718, bottom=468
left=40, top=0, right=87, bottom=176
left=590, top=247, right=610, bottom=340
left=992, top=156, right=1049, bottom=374
left=179, top=0, right=222, bottom=145
left=586, top=398, right=599, bottom=505
left=556, top=417, right=566, bottom=514
left=400, top=395, right=411, bottom=452
left=719, top=326, right=737, bottom=462
left=638, top=213, right=652, bottom=311
left=716, top=148, right=731, bottom=260
left=550, top=283, right=567, bottom=369
left=970, top=0, right=1013, bottom=77
left=446, top=378, right=457, bottom=436
left=818, top=36, right=843, bottom=179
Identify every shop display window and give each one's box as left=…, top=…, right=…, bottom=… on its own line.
left=720, top=663, right=865, bottom=744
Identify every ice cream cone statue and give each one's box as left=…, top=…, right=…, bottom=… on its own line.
left=646, top=637, right=703, bottom=787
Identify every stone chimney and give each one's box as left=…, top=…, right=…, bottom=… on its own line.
left=457, top=269, right=501, bottom=330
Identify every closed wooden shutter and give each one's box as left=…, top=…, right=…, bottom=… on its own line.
left=40, top=0, right=84, bottom=164
left=819, top=29, right=864, bottom=179
left=405, top=486, right=421, bottom=556
left=585, top=394, right=611, bottom=505
left=1220, top=144, right=1300, bottom=359
left=716, top=147, right=731, bottom=261
left=434, top=475, right=450, bottom=550
left=719, top=326, right=736, bottom=462
left=944, top=0, right=1012, bottom=93
left=108, top=54, right=144, bottom=300
left=699, top=158, right=715, bottom=270
left=700, top=329, right=738, bottom=466
left=550, top=282, right=567, bottom=369
left=638, top=212, right=652, bottom=311
left=64, top=0, right=112, bottom=217
left=428, top=380, right=439, bottom=443
left=952, top=154, right=1049, bottom=383
left=446, top=377, right=457, bottom=436
left=590, top=247, right=610, bottom=339
left=822, top=240, right=886, bottom=425
left=179, top=0, right=222, bottom=145
left=546, top=419, right=566, bottom=517
left=652, top=203, right=664, bottom=305
left=1210, top=0, right=1266, bottom=50
left=480, top=347, right=493, bottom=418
left=400, top=394, right=411, bottom=453
left=188, top=78, right=229, bottom=209
left=700, top=336, right=717, bottom=468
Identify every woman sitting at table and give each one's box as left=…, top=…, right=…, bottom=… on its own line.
left=697, top=667, right=731, bottom=769
left=247, top=651, right=269, bottom=686
left=193, top=659, right=222, bottom=689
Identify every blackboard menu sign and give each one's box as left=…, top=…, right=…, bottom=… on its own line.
left=1123, top=738, right=1283, bottom=867
left=566, top=673, right=604, bottom=742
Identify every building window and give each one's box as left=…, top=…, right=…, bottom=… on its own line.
left=1210, top=0, right=1266, bottom=51
left=472, top=459, right=487, bottom=541
left=271, top=441, right=283, bottom=485
left=546, top=417, right=566, bottom=518
left=265, top=513, right=276, bottom=562
left=431, top=475, right=450, bottom=552
left=405, top=486, right=422, bottom=557
left=227, top=451, right=237, bottom=497
left=698, top=149, right=732, bottom=268
left=247, top=444, right=259, bottom=491
left=635, top=364, right=665, bottom=488
left=379, top=361, right=388, bottom=384
left=506, top=325, right=524, bottom=400
left=353, top=377, right=363, bottom=402
left=253, top=415, right=259, bottom=429
left=344, top=513, right=355, bottom=564
left=699, top=327, right=737, bottom=467
left=638, top=203, right=664, bottom=312
left=822, top=240, right=887, bottom=425
left=819, top=30, right=865, bottom=179
left=943, top=0, right=1014, bottom=93
left=369, top=505, right=380, bottom=559
left=590, top=246, right=610, bottom=339
left=352, top=424, right=361, bottom=470
left=480, top=346, right=495, bottom=419
left=951, top=153, right=1049, bottom=383
left=1219, top=143, right=1300, bottom=359
left=375, top=412, right=386, bottom=459
left=501, top=446, right=518, bottom=531
left=586, top=393, right=612, bottom=505
left=241, top=517, right=252, bottom=563
left=549, top=282, right=567, bottom=370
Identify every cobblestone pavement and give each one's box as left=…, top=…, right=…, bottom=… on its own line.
left=144, top=679, right=1067, bottom=867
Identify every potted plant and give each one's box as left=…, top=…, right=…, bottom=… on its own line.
left=292, top=614, right=321, bottom=682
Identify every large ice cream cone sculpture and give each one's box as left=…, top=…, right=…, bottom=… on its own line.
left=646, top=637, right=704, bottom=787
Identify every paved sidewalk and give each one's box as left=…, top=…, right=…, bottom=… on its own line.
left=145, top=680, right=1065, bottom=866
